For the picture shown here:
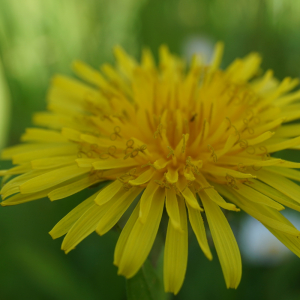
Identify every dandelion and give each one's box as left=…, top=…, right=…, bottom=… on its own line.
left=2, top=43, right=300, bottom=294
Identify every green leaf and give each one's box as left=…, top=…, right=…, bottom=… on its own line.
left=126, top=259, right=167, bottom=300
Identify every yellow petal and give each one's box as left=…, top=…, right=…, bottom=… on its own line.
left=21, top=128, right=67, bottom=143
left=114, top=202, right=140, bottom=266
left=72, top=60, right=114, bottom=93
left=92, top=158, right=139, bottom=170
left=164, top=197, right=188, bottom=295
left=12, top=144, right=78, bottom=164
left=275, top=123, right=300, bottom=138
left=197, top=174, right=239, bottom=211
left=181, top=186, right=202, bottom=211
left=235, top=183, right=284, bottom=211
left=203, top=164, right=255, bottom=179
left=265, top=166, right=300, bottom=182
left=49, top=191, right=100, bottom=239
left=249, top=180, right=300, bottom=212
left=139, top=179, right=160, bottom=223
left=62, top=202, right=111, bottom=253
left=265, top=136, right=300, bottom=153
left=31, top=155, right=76, bottom=169
left=128, top=168, right=155, bottom=185
left=20, top=164, right=91, bottom=194
left=5, top=163, right=32, bottom=175
left=215, top=183, right=300, bottom=236
left=94, top=180, right=123, bottom=205
left=267, top=226, right=300, bottom=258
left=48, top=175, right=102, bottom=201
left=200, top=190, right=242, bottom=289
left=165, top=168, right=179, bottom=184
left=117, top=188, right=165, bottom=278
left=1, top=189, right=49, bottom=206
left=1, top=169, right=45, bottom=197
left=256, top=169, right=300, bottom=204
left=210, top=42, right=224, bottom=73
left=114, top=46, right=137, bottom=79
left=33, top=112, right=70, bottom=129
left=186, top=203, right=212, bottom=260
left=101, top=63, right=133, bottom=98
left=1, top=143, right=65, bottom=159
left=61, top=127, right=82, bottom=142
left=166, top=188, right=182, bottom=230
left=96, top=187, right=142, bottom=235
left=235, top=194, right=299, bottom=236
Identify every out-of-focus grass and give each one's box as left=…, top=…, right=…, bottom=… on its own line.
left=1, top=0, right=300, bottom=299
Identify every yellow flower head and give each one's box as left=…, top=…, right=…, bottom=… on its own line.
left=2, top=43, right=300, bottom=294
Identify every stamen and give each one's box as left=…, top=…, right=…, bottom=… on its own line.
left=252, top=164, right=262, bottom=171
left=118, top=168, right=137, bottom=183
left=237, top=163, right=247, bottom=173
left=259, top=146, right=270, bottom=160
left=87, top=151, right=97, bottom=158
left=98, top=145, right=118, bottom=160
left=186, top=156, right=201, bottom=175
left=107, top=145, right=117, bottom=156
left=154, top=179, right=171, bottom=189
left=124, top=139, right=134, bottom=155
left=194, top=182, right=214, bottom=193
left=167, top=146, right=175, bottom=158
left=123, top=183, right=132, bottom=191
left=241, top=178, right=254, bottom=185
left=77, top=150, right=87, bottom=158
left=231, top=125, right=240, bottom=140
left=207, top=144, right=218, bottom=162
left=154, top=123, right=163, bottom=139
left=246, top=146, right=256, bottom=154
left=225, top=173, right=239, bottom=189
left=110, top=126, right=122, bottom=141
left=123, top=145, right=147, bottom=159
left=172, top=183, right=181, bottom=195
left=90, top=170, right=104, bottom=179
left=126, top=139, right=134, bottom=148
left=247, top=127, right=255, bottom=135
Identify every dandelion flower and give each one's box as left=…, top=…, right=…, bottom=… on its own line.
left=2, top=43, right=300, bottom=294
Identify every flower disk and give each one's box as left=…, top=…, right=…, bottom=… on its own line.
left=2, top=43, right=300, bottom=294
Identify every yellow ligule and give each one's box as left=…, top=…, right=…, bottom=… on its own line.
left=20, top=164, right=91, bottom=194
left=117, top=188, right=165, bottom=278
left=94, top=180, right=122, bottom=206
left=49, top=191, right=101, bottom=239
left=165, top=188, right=182, bottom=231
left=96, top=187, right=142, bottom=235
left=186, top=203, right=212, bottom=260
left=21, top=128, right=67, bottom=143
left=164, top=197, right=188, bottom=295
left=48, top=175, right=102, bottom=201
left=201, top=191, right=242, bottom=289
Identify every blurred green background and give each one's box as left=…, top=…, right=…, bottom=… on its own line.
left=1, top=0, right=300, bottom=299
